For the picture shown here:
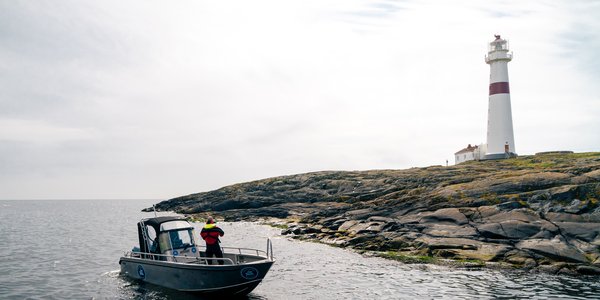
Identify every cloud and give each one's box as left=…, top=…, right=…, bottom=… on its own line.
left=0, top=119, right=96, bottom=143
left=0, top=0, right=598, bottom=199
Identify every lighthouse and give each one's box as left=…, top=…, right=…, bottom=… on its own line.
left=484, top=35, right=516, bottom=159
left=454, top=35, right=518, bottom=164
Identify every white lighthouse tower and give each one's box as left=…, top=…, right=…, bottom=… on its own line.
left=484, top=35, right=516, bottom=159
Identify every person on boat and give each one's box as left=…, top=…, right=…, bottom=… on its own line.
left=200, top=217, right=225, bottom=265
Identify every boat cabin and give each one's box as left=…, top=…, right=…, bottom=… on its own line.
left=133, top=216, right=272, bottom=266
left=137, top=216, right=199, bottom=260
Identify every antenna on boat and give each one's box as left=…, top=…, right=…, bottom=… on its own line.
left=153, top=204, right=157, bottom=217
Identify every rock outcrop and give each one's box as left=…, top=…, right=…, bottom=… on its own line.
left=146, top=152, right=600, bottom=274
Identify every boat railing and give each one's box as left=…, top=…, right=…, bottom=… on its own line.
left=194, top=239, right=274, bottom=261
left=125, top=250, right=235, bottom=265
left=220, top=246, right=268, bottom=258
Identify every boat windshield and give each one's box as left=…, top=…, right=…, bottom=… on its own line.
left=158, top=229, right=196, bottom=252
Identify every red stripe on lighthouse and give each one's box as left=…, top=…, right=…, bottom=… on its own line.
left=489, top=82, right=510, bottom=95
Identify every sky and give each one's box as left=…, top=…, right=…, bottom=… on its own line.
left=1, top=0, right=599, bottom=200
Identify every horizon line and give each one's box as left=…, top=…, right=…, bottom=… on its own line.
left=0, top=198, right=163, bottom=201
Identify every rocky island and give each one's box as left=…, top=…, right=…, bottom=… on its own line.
left=146, top=152, right=600, bottom=275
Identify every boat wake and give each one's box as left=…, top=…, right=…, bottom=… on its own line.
left=101, top=270, right=121, bottom=278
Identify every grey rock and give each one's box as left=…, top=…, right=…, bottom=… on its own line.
left=337, top=220, right=388, bottom=235
left=483, top=209, right=540, bottom=223
left=548, top=185, right=579, bottom=202
left=396, top=214, right=421, bottom=225
left=477, top=221, right=543, bottom=240
left=463, top=206, right=501, bottom=222
left=555, top=222, right=600, bottom=242
left=320, top=237, right=349, bottom=247
left=321, top=216, right=348, bottom=230
left=445, top=244, right=513, bottom=262
left=421, top=224, right=478, bottom=238
left=415, top=237, right=482, bottom=250
left=497, top=201, right=528, bottom=210
left=564, top=199, right=584, bottom=214
left=368, top=216, right=396, bottom=223
left=354, top=222, right=387, bottom=234
left=419, top=208, right=468, bottom=225
left=582, top=169, right=600, bottom=181
left=376, top=232, right=414, bottom=249
left=530, top=229, right=557, bottom=240
left=516, top=238, right=588, bottom=263
left=576, top=265, right=600, bottom=275
left=505, top=249, right=537, bottom=266
left=544, top=212, right=586, bottom=222
left=344, top=208, right=374, bottom=218
left=337, top=220, right=359, bottom=232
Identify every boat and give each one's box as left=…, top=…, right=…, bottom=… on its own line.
left=119, top=216, right=275, bottom=295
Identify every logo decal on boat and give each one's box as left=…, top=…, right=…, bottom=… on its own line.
left=137, top=265, right=145, bottom=279
left=240, top=267, right=259, bottom=280
left=173, top=250, right=179, bottom=256
left=191, top=247, right=197, bottom=253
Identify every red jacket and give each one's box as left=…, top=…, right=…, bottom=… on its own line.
left=200, top=224, right=224, bottom=245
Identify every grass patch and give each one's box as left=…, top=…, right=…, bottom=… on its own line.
left=456, top=258, right=486, bottom=267
left=377, top=251, right=437, bottom=264
left=186, top=215, right=206, bottom=223
left=480, top=192, right=501, bottom=205
left=269, top=224, right=289, bottom=229
left=565, top=152, right=600, bottom=159
left=507, top=157, right=557, bottom=169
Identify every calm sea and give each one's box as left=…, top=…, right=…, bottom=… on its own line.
left=1, top=199, right=599, bottom=299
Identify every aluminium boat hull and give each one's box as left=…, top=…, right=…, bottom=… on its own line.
left=119, top=257, right=274, bottom=295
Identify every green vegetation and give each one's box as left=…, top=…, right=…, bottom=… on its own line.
left=562, top=152, right=600, bottom=159
left=269, top=223, right=289, bottom=229
left=186, top=216, right=205, bottom=223
left=376, top=251, right=437, bottom=264
left=507, top=157, right=556, bottom=169
left=456, top=258, right=486, bottom=267
left=480, top=192, right=501, bottom=205
left=503, top=152, right=600, bottom=170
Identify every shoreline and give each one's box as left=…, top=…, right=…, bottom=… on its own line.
left=258, top=216, right=600, bottom=276
left=185, top=214, right=600, bottom=276
left=152, top=153, right=600, bottom=276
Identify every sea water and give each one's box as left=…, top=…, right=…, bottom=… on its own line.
left=1, top=199, right=599, bottom=299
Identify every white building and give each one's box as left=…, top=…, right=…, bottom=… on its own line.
left=454, top=144, right=479, bottom=164
left=454, top=143, right=487, bottom=164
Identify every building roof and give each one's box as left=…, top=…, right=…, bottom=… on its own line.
left=454, top=144, right=478, bottom=155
